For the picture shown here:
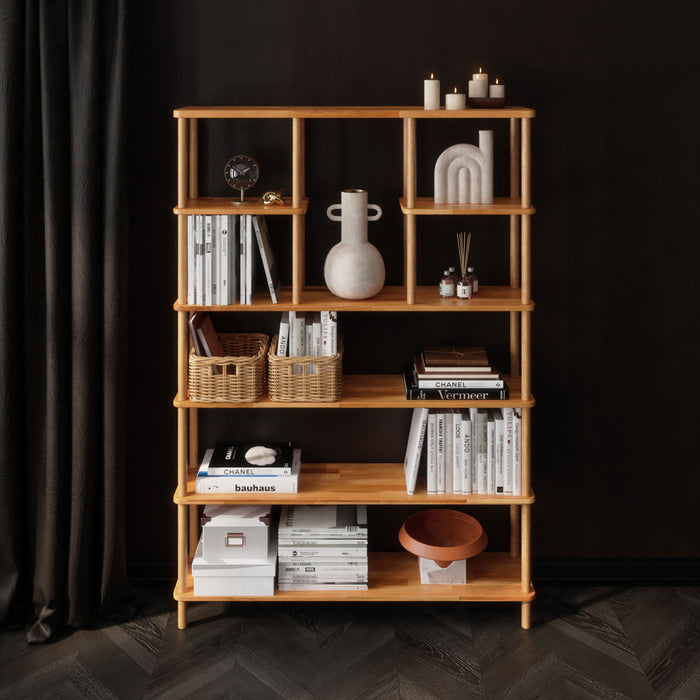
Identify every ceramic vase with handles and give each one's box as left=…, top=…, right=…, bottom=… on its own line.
left=324, top=189, right=385, bottom=299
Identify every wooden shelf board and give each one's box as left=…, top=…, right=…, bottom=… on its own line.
left=401, top=197, right=535, bottom=216
left=173, top=106, right=535, bottom=120
left=174, top=461, right=535, bottom=505
left=174, top=374, right=534, bottom=409
left=174, top=197, right=308, bottom=215
left=174, top=551, right=534, bottom=602
left=174, top=286, right=534, bottom=312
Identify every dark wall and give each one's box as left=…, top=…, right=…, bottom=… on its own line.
left=127, top=1, right=700, bottom=569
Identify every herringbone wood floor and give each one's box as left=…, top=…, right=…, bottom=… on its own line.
left=1, top=586, right=699, bottom=699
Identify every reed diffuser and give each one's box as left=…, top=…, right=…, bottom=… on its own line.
left=456, top=232, right=473, bottom=299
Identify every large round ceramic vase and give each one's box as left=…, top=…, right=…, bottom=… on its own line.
left=324, top=189, right=385, bottom=300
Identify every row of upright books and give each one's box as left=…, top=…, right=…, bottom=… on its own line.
left=196, top=441, right=301, bottom=493
left=278, top=505, right=368, bottom=591
left=404, top=345, right=509, bottom=400
left=403, top=406, right=522, bottom=496
left=187, top=214, right=281, bottom=305
left=276, top=310, right=338, bottom=358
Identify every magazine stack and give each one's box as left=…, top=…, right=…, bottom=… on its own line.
left=277, top=505, right=368, bottom=591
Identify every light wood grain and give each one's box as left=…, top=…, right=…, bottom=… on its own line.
left=173, top=285, right=535, bottom=312
left=174, top=551, right=535, bottom=603
left=174, top=197, right=308, bottom=215
left=174, top=461, right=536, bottom=506
left=400, top=197, right=535, bottom=215
left=173, top=374, right=535, bottom=410
left=173, top=106, right=536, bottom=119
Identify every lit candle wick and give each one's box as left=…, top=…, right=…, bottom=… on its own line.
left=430, top=72, right=434, bottom=79
left=453, top=87, right=457, bottom=93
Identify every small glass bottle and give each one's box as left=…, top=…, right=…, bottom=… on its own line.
left=448, top=266, right=459, bottom=285
left=467, top=266, right=478, bottom=293
left=439, top=269, right=455, bottom=297
left=456, top=271, right=473, bottom=299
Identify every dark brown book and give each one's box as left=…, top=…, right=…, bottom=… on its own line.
left=423, top=346, right=489, bottom=367
left=188, top=312, right=225, bottom=374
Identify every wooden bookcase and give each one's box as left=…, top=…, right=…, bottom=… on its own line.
left=172, top=105, right=535, bottom=629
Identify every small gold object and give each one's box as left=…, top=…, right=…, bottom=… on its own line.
left=262, top=190, right=284, bottom=205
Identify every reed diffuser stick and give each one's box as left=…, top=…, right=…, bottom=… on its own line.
left=457, top=232, right=472, bottom=275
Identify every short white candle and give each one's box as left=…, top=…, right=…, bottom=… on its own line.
left=468, top=79, right=488, bottom=98
left=445, top=88, right=466, bottom=110
left=489, top=79, right=505, bottom=98
left=424, top=73, right=440, bottom=110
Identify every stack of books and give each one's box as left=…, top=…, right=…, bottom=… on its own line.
left=404, top=345, right=509, bottom=400
left=187, top=214, right=281, bottom=305
left=277, top=505, right=368, bottom=591
left=195, top=441, right=301, bottom=494
left=403, top=406, right=522, bottom=496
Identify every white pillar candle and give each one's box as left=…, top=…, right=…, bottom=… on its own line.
left=468, top=79, right=488, bottom=98
left=424, top=73, right=440, bottom=110
left=445, top=88, right=466, bottom=110
left=473, top=68, right=488, bottom=84
left=489, top=79, right=505, bottom=98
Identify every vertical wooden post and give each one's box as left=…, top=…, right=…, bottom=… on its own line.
left=521, top=118, right=531, bottom=209
left=510, top=505, right=520, bottom=558
left=521, top=311, right=531, bottom=400
left=509, top=118, right=521, bottom=378
left=188, top=118, right=199, bottom=199
left=292, top=118, right=305, bottom=304
left=521, top=503, right=532, bottom=630
left=405, top=118, right=417, bottom=304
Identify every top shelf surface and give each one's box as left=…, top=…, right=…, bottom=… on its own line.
left=173, top=105, right=535, bottom=119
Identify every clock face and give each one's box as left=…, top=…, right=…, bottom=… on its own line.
left=224, top=155, right=260, bottom=191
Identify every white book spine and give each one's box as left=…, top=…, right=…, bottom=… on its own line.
left=426, top=411, right=437, bottom=495
left=195, top=214, right=204, bottom=305
left=487, top=410, right=496, bottom=495
left=187, top=215, right=196, bottom=304
left=312, top=312, right=322, bottom=356
left=277, top=311, right=290, bottom=356
left=245, top=215, right=254, bottom=304
left=469, top=407, right=478, bottom=492
left=219, top=215, right=229, bottom=305
left=229, top=215, right=238, bottom=304
left=453, top=410, right=462, bottom=495
left=321, top=311, right=338, bottom=356
left=477, top=409, right=488, bottom=494
left=289, top=311, right=306, bottom=356
left=417, top=377, right=505, bottom=389
left=436, top=412, right=446, bottom=494
left=204, top=215, right=213, bottom=306
left=503, top=407, right=514, bottom=495
left=495, top=408, right=504, bottom=493
left=211, top=215, right=219, bottom=304
left=277, top=547, right=367, bottom=557
left=403, top=407, right=429, bottom=495
left=239, top=214, right=246, bottom=303
left=461, top=412, right=472, bottom=494
left=513, top=409, right=522, bottom=496
left=444, top=411, right=453, bottom=495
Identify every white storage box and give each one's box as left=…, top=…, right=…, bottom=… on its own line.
left=200, top=504, right=271, bottom=560
left=419, top=557, right=467, bottom=584
left=192, top=539, right=277, bottom=596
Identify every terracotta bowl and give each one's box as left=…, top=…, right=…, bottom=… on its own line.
left=398, top=509, right=487, bottom=568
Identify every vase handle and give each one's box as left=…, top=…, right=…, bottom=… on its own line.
left=367, top=204, right=382, bottom=221
left=327, top=204, right=342, bottom=221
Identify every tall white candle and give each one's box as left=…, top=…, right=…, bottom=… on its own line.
left=489, top=79, right=505, bottom=98
left=445, top=88, right=466, bottom=110
left=468, top=79, right=488, bottom=98
left=424, top=73, right=440, bottom=110
left=473, top=67, right=488, bottom=84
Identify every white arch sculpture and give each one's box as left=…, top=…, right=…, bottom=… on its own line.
left=434, top=130, right=493, bottom=204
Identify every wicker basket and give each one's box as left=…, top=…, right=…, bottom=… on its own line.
left=188, top=333, right=268, bottom=402
left=268, top=335, right=343, bottom=402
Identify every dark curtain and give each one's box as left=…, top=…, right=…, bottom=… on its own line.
left=0, top=0, right=133, bottom=642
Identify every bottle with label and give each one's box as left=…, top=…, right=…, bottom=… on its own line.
left=439, top=269, right=455, bottom=297
left=456, top=272, right=473, bottom=299
left=467, top=266, right=478, bottom=293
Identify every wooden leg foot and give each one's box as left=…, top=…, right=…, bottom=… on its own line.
left=521, top=601, right=531, bottom=629
left=177, top=601, right=188, bottom=630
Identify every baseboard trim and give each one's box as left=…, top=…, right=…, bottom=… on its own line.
left=127, top=556, right=700, bottom=587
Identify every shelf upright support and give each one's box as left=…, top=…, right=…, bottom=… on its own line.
left=404, top=117, right=417, bottom=305
left=509, top=118, right=522, bottom=378
left=292, top=117, right=305, bottom=304
left=176, top=117, right=190, bottom=630
left=521, top=403, right=532, bottom=629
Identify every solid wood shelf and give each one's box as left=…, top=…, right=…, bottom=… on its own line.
left=174, top=285, right=534, bottom=312
left=174, top=196, right=308, bottom=215
left=174, top=461, right=535, bottom=506
left=174, top=551, right=535, bottom=603
left=400, top=197, right=535, bottom=216
left=173, top=374, right=534, bottom=409
left=173, top=106, right=535, bottom=120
